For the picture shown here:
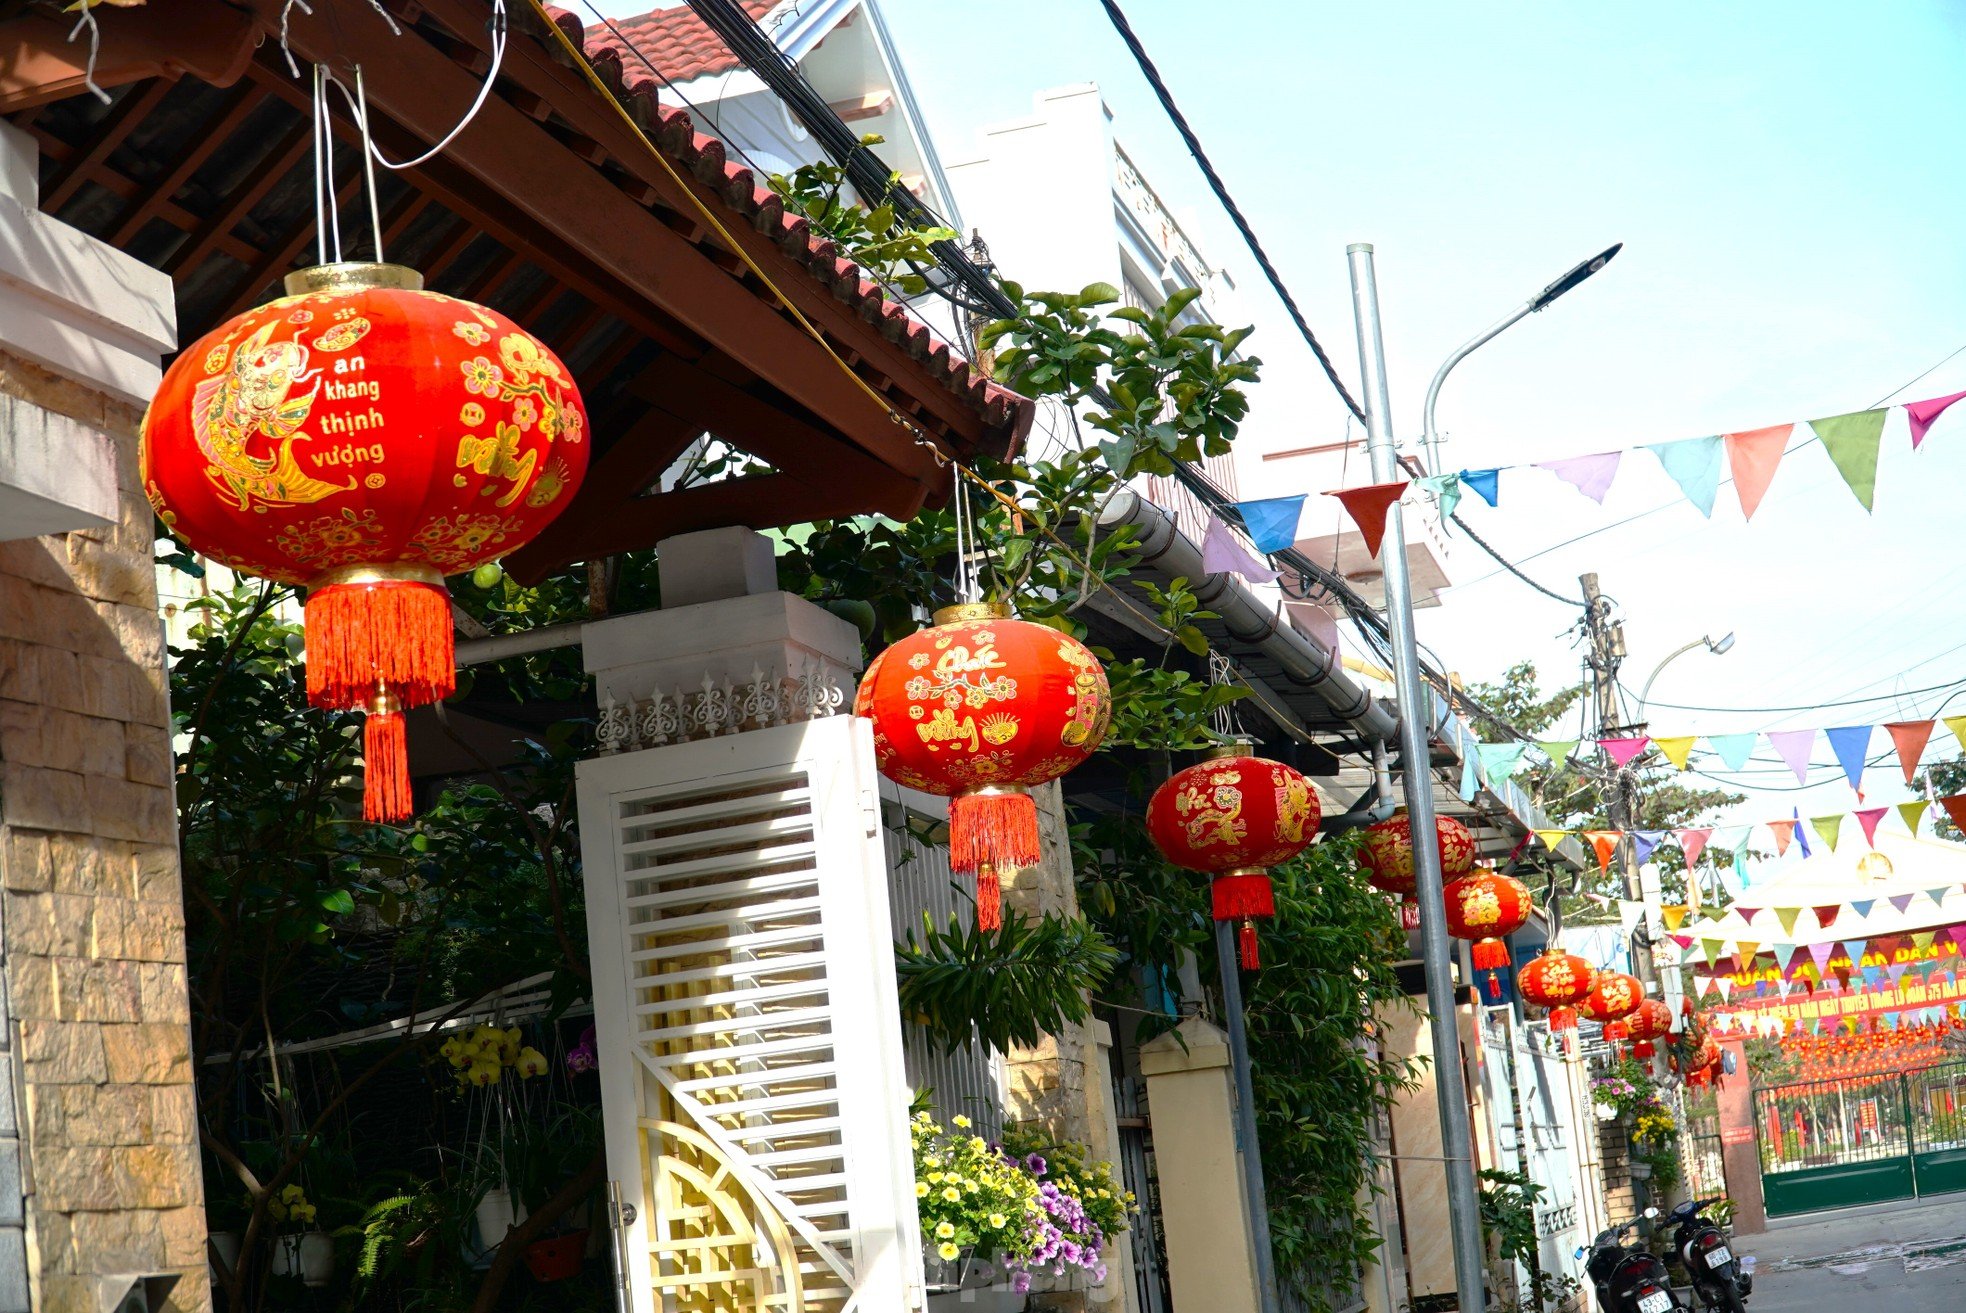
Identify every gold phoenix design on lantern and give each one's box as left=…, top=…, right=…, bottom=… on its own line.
left=190, top=320, right=353, bottom=513
left=1172, top=770, right=1314, bottom=850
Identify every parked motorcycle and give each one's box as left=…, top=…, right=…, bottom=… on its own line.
left=1581, top=1209, right=1686, bottom=1313
left=1667, top=1196, right=1751, bottom=1313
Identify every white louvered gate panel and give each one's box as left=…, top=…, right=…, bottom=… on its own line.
left=578, top=717, right=925, bottom=1313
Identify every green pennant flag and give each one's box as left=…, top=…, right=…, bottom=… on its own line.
left=1776, top=906, right=1801, bottom=936
left=1901, top=800, right=1932, bottom=834
left=1914, top=930, right=1938, bottom=950
left=1539, top=740, right=1580, bottom=772
left=1810, top=409, right=1888, bottom=511
left=1702, top=938, right=1726, bottom=965
left=1812, top=814, right=1843, bottom=852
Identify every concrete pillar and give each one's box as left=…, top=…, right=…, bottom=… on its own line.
left=1139, top=1017, right=1259, bottom=1313
left=1714, top=1035, right=1767, bottom=1235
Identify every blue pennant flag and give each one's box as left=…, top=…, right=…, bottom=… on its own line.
left=1794, top=807, right=1812, bottom=859
left=1825, top=725, right=1874, bottom=791
left=1707, top=733, right=1757, bottom=773
left=1643, top=436, right=1725, bottom=517
left=1232, top=495, right=1308, bottom=555
left=1458, top=468, right=1501, bottom=507
left=1632, top=830, right=1665, bottom=864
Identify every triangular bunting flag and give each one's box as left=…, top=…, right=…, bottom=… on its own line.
left=1231, top=495, right=1309, bottom=554
left=1856, top=807, right=1887, bottom=848
left=1734, top=942, right=1760, bottom=972
left=1814, top=904, right=1839, bottom=930
left=1701, top=939, right=1727, bottom=968
left=1851, top=899, right=1876, bottom=918
left=1899, top=800, right=1931, bottom=834
left=1459, top=755, right=1480, bottom=802
left=1813, top=814, right=1843, bottom=851
left=1643, top=435, right=1724, bottom=517
left=1663, top=905, right=1688, bottom=931
left=1773, top=943, right=1799, bottom=974
left=1942, top=795, right=1966, bottom=835
left=1889, top=893, right=1916, bottom=915
left=1697, top=973, right=1717, bottom=997
left=1775, top=906, right=1801, bottom=936
left=1679, top=828, right=1713, bottom=868
left=1888, top=962, right=1910, bottom=987
left=1715, top=976, right=1734, bottom=1001
left=1808, top=941, right=1836, bottom=974
left=1913, top=929, right=1937, bottom=949
left=1907, top=389, right=1966, bottom=448
left=1653, top=736, right=1697, bottom=770
left=1598, top=736, right=1651, bottom=768
left=1707, top=733, right=1757, bottom=772
left=1323, top=482, right=1408, bottom=559
left=1766, top=730, right=1816, bottom=786
left=1414, top=474, right=1462, bottom=522
left=1477, top=742, right=1529, bottom=780
left=1825, top=725, right=1874, bottom=791
left=1537, top=451, right=1623, bottom=503
left=1795, top=808, right=1813, bottom=858
left=1535, top=830, right=1570, bottom=852
left=1884, top=720, right=1935, bottom=785
left=1201, top=516, right=1282, bottom=582
left=1585, top=831, right=1619, bottom=872
left=1809, top=409, right=1889, bottom=511
left=1723, top=424, right=1793, bottom=520
left=1769, top=819, right=1795, bottom=856
left=1843, top=939, right=1870, bottom=969
left=1632, top=830, right=1665, bottom=864
left=1734, top=906, right=1762, bottom=924
left=1926, top=887, right=1951, bottom=909
left=1538, top=739, right=1579, bottom=772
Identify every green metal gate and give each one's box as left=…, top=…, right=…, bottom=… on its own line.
left=1756, top=1059, right=1966, bottom=1216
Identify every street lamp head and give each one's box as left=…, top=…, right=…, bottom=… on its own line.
left=1529, top=242, right=1623, bottom=312
left=1707, top=632, right=1736, bottom=656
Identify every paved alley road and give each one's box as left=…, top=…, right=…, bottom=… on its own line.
left=1732, top=1195, right=1966, bottom=1313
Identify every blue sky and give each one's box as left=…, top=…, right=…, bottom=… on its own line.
left=607, top=1, right=1966, bottom=846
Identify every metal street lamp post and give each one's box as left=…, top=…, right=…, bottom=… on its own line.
left=1635, top=633, right=1736, bottom=728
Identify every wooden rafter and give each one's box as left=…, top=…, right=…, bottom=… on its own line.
left=109, top=79, right=268, bottom=244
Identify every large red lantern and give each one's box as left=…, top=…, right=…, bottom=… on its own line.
left=1582, top=970, right=1642, bottom=1044
left=1518, top=949, right=1596, bottom=1038
left=143, top=263, right=587, bottom=821
left=1357, top=808, right=1476, bottom=928
left=1627, top=997, right=1674, bottom=1058
left=1442, top=868, right=1531, bottom=974
left=1146, top=745, right=1321, bottom=969
left=855, top=602, right=1110, bottom=929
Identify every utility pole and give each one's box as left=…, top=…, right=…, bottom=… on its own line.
left=1580, top=572, right=1655, bottom=990
left=1348, top=244, right=1489, bottom=1313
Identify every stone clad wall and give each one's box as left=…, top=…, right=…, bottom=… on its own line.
left=0, top=351, right=207, bottom=1311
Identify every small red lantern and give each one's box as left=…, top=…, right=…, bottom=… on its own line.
left=1518, top=948, right=1596, bottom=1039
left=1147, top=745, right=1320, bottom=969
left=1356, top=808, right=1476, bottom=925
left=1582, top=971, right=1642, bottom=1050
left=143, top=263, right=587, bottom=821
left=1627, top=998, right=1674, bottom=1058
left=855, top=602, right=1110, bottom=930
left=1442, top=868, right=1531, bottom=976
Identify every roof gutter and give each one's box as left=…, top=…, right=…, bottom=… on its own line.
left=1096, top=487, right=1398, bottom=745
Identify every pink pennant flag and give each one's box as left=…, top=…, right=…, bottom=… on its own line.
left=1598, top=736, right=1652, bottom=769
left=1536, top=451, right=1623, bottom=503
left=1324, top=482, right=1408, bottom=559
left=1765, top=729, right=1816, bottom=785
left=1907, top=390, right=1966, bottom=449
left=1723, top=424, right=1793, bottom=520
left=1949, top=924, right=1966, bottom=955
left=1680, top=827, right=1712, bottom=868
left=1201, top=515, right=1282, bottom=582
left=1769, top=819, right=1795, bottom=856
left=1884, top=720, right=1936, bottom=785
left=1855, top=807, right=1888, bottom=848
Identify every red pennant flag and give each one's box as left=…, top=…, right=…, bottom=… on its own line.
left=1884, top=720, right=1935, bottom=785
left=1907, top=390, right=1966, bottom=449
left=1943, top=795, right=1966, bottom=836
left=1723, top=424, right=1792, bottom=520
left=1769, top=819, right=1795, bottom=856
left=1585, top=830, right=1619, bottom=873
left=1856, top=807, right=1887, bottom=848
left=1814, top=905, right=1841, bottom=931
left=1679, top=827, right=1713, bottom=868
left=1324, top=482, right=1408, bottom=559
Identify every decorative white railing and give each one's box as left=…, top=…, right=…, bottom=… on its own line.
left=596, top=660, right=849, bottom=755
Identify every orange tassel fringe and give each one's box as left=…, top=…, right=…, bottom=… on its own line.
left=948, top=790, right=1039, bottom=876
left=306, top=580, right=455, bottom=710
left=975, top=865, right=1003, bottom=932
left=363, top=710, right=413, bottom=823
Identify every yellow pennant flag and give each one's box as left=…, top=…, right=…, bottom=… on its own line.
left=1653, top=736, right=1698, bottom=770
left=1662, top=904, right=1688, bottom=931
left=1947, top=715, right=1966, bottom=752
left=1536, top=830, right=1569, bottom=851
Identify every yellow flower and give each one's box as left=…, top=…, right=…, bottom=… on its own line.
left=280, top=1185, right=307, bottom=1206
left=942, top=1187, right=961, bottom=1203
left=915, top=1183, right=930, bottom=1198
left=924, top=1157, right=941, bottom=1169
left=935, top=1222, right=956, bottom=1239
left=927, top=1172, right=943, bottom=1184
left=988, top=1213, right=1007, bottom=1229
left=951, top=1115, right=971, bottom=1128
left=938, top=1241, right=961, bottom=1261
left=516, top=1046, right=548, bottom=1078
left=466, top=1059, right=501, bottom=1087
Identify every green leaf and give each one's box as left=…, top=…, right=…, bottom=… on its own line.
left=1175, top=625, right=1210, bottom=657
left=1078, top=281, right=1120, bottom=306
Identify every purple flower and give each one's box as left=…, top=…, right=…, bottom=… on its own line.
left=1012, top=1272, right=1032, bottom=1294
left=566, top=1025, right=598, bottom=1074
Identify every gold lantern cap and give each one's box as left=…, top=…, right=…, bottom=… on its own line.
left=932, top=601, right=1010, bottom=625
left=284, top=262, right=425, bottom=296
left=1203, top=738, right=1255, bottom=762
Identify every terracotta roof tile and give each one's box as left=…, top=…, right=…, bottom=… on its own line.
left=587, top=1, right=773, bottom=84
left=534, top=5, right=1031, bottom=450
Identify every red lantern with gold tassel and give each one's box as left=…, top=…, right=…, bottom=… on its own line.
left=1626, top=997, right=1674, bottom=1059
left=1518, top=949, right=1596, bottom=1043
left=1582, top=970, right=1642, bottom=1052
left=142, top=263, right=587, bottom=822
left=1441, top=868, right=1531, bottom=998
left=1356, top=807, right=1476, bottom=929
left=855, top=602, right=1110, bottom=930
left=1146, top=744, right=1320, bottom=969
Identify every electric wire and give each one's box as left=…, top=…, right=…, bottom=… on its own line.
left=1622, top=677, right=1966, bottom=717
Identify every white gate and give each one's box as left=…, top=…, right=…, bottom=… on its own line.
left=1481, top=1014, right=1592, bottom=1302
left=578, top=715, right=925, bottom=1313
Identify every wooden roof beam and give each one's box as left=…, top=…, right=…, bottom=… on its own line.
left=109, top=79, right=270, bottom=245
left=43, top=78, right=172, bottom=210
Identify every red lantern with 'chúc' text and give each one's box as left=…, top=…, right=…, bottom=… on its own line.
left=1626, top=997, right=1674, bottom=1058
left=1146, top=744, right=1320, bottom=969
left=1518, top=949, right=1596, bottom=1040
left=1442, top=868, right=1531, bottom=985
left=142, top=263, right=587, bottom=822
left=1356, top=807, right=1476, bottom=928
left=855, top=602, right=1110, bottom=930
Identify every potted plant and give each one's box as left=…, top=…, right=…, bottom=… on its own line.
left=440, top=1023, right=551, bottom=1263
left=998, top=1128, right=1133, bottom=1297
left=913, top=1113, right=1041, bottom=1311
left=266, top=1184, right=333, bottom=1286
